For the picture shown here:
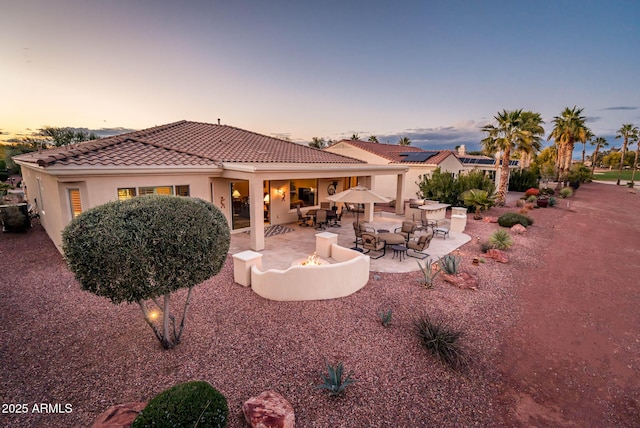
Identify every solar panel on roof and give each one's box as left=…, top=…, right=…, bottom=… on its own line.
left=399, top=151, right=439, bottom=162
left=460, top=157, right=496, bottom=165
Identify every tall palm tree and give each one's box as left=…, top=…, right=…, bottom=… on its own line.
left=481, top=109, right=545, bottom=205
left=581, top=129, right=594, bottom=164
left=398, top=137, right=411, bottom=146
left=547, top=106, right=590, bottom=184
left=589, top=137, right=608, bottom=179
left=350, top=133, right=360, bottom=141
left=368, top=135, right=379, bottom=143
left=615, top=123, right=639, bottom=185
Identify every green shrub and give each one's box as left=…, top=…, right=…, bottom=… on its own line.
left=378, top=309, right=393, bottom=327
left=132, top=381, right=228, bottom=428
left=498, top=212, right=533, bottom=228
left=417, top=168, right=495, bottom=206
left=548, top=196, right=557, bottom=207
left=526, top=195, right=537, bottom=203
left=480, top=240, right=493, bottom=253
left=559, top=188, right=573, bottom=198
left=508, top=169, right=539, bottom=192
left=459, top=189, right=496, bottom=218
left=414, top=315, right=466, bottom=370
left=417, top=259, right=439, bottom=288
left=62, top=195, right=230, bottom=348
left=540, top=187, right=555, bottom=196
left=488, top=229, right=513, bottom=250
left=316, top=362, right=356, bottom=397
left=439, top=254, right=461, bottom=274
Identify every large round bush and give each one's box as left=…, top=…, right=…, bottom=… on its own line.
left=62, top=195, right=230, bottom=304
left=132, top=381, right=228, bottom=427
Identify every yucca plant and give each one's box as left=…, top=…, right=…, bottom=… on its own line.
left=439, top=254, right=461, bottom=274
left=414, top=315, right=466, bottom=369
left=315, top=362, right=356, bottom=397
left=378, top=309, right=393, bottom=327
left=488, top=229, right=513, bottom=250
left=417, top=259, right=439, bottom=288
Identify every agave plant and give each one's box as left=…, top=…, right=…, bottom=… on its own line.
left=439, top=254, right=461, bottom=274
left=417, top=259, right=439, bottom=288
left=459, top=189, right=496, bottom=219
left=315, top=362, right=356, bottom=397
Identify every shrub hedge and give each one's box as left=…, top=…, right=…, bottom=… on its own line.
left=497, top=212, right=534, bottom=228
left=132, top=381, right=228, bottom=428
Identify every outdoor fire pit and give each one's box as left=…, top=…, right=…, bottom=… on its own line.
left=292, top=252, right=329, bottom=267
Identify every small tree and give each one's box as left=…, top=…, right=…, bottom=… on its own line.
left=459, top=189, right=496, bottom=219
left=62, top=195, right=230, bottom=349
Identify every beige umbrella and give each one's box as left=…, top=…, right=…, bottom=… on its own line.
left=327, top=186, right=390, bottom=248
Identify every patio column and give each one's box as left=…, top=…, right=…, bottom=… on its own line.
left=249, top=179, right=265, bottom=251
left=395, top=172, right=405, bottom=215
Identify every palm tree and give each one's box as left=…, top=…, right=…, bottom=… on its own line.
left=350, top=133, right=360, bottom=141
left=581, top=129, right=594, bottom=164
left=398, top=137, right=411, bottom=146
left=481, top=109, right=545, bottom=205
left=589, top=137, right=608, bottom=178
left=368, top=135, right=379, bottom=143
left=615, top=123, right=639, bottom=185
left=547, top=106, right=590, bottom=184
left=630, top=134, right=640, bottom=186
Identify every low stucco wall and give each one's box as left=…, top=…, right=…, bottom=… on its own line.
left=250, top=244, right=370, bottom=301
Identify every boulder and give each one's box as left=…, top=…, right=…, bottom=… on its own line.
left=485, top=248, right=509, bottom=263
left=510, top=224, right=527, bottom=234
left=91, top=402, right=146, bottom=428
left=243, top=391, right=295, bottom=428
left=441, top=272, right=478, bottom=290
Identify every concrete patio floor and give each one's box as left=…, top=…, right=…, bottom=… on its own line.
left=229, top=212, right=471, bottom=273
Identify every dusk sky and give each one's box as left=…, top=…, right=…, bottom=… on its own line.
left=2, top=0, right=639, bottom=153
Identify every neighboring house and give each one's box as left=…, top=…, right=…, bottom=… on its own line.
left=13, top=120, right=408, bottom=252
left=325, top=141, right=518, bottom=201
left=325, top=140, right=463, bottom=201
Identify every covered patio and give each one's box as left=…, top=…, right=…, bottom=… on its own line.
left=229, top=211, right=471, bottom=273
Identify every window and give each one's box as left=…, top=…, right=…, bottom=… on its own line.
left=118, top=188, right=137, bottom=200
left=175, top=185, right=190, bottom=196
left=289, top=179, right=318, bottom=209
left=139, top=186, right=173, bottom=196
left=68, top=189, right=82, bottom=218
left=118, top=185, right=189, bottom=200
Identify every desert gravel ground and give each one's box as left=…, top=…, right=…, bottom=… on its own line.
left=1, top=182, right=638, bottom=427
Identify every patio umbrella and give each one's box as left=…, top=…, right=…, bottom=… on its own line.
left=327, top=186, right=390, bottom=247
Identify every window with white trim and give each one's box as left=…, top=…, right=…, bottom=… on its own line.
left=68, top=189, right=82, bottom=218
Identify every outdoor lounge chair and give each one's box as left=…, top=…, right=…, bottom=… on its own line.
left=407, top=233, right=433, bottom=259
left=395, top=221, right=417, bottom=242
left=353, top=221, right=375, bottom=245
left=345, top=203, right=364, bottom=215
left=297, top=206, right=312, bottom=227
left=360, top=232, right=386, bottom=259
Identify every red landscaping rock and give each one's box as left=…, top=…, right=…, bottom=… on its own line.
left=442, top=272, right=478, bottom=290
left=485, top=249, right=509, bottom=263
left=243, top=390, right=295, bottom=428
left=510, top=224, right=527, bottom=234
left=482, top=216, right=498, bottom=223
left=91, top=402, right=146, bottom=428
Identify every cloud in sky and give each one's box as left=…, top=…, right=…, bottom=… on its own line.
left=601, top=106, right=638, bottom=111
left=376, top=124, right=485, bottom=152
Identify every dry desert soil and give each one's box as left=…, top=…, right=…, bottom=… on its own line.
left=1, top=182, right=639, bottom=427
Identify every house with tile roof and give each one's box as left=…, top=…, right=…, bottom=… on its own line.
left=325, top=140, right=465, bottom=201
left=325, top=140, right=519, bottom=202
left=13, top=121, right=408, bottom=252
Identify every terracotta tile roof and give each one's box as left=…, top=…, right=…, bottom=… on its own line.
left=14, top=121, right=364, bottom=168
left=332, top=140, right=459, bottom=166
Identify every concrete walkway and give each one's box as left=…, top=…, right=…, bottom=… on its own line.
left=229, top=212, right=471, bottom=273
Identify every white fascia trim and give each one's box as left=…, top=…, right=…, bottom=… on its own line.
left=220, top=162, right=408, bottom=174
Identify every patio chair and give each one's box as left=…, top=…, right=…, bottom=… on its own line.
left=315, top=209, right=328, bottom=230
left=360, top=232, right=386, bottom=259
left=320, top=202, right=331, bottom=209
left=407, top=233, right=433, bottom=259
left=345, top=203, right=364, bottom=216
left=353, top=221, right=375, bottom=246
left=395, top=221, right=417, bottom=242
left=329, top=207, right=343, bottom=227
left=297, top=206, right=312, bottom=227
